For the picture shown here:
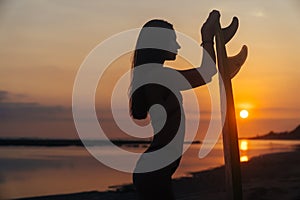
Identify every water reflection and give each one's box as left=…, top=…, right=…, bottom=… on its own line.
left=1, top=140, right=300, bottom=199
left=240, top=140, right=248, bottom=151
left=239, top=140, right=249, bottom=162
left=240, top=155, right=249, bottom=162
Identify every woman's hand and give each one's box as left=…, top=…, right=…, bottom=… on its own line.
left=201, top=10, right=220, bottom=43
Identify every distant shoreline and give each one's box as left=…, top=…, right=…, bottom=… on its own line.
left=0, top=138, right=201, bottom=147
left=243, top=124, right=300, bottom=140
left=1, top=124, right=299, bottom=147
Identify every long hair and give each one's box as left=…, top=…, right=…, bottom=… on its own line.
left=129, top=19, right=174, bottom=119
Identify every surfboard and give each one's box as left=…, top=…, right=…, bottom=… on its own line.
left=215, top=16, right=248, bottom=200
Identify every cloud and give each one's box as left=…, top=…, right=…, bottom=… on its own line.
left=0, top=90, right=71, bottom=122
left=251, top=10, right=266, bottom=18
left=0, top=90, right=130, bottom=139
left=0, top=90, right=27, bottom=102
left=0, top=91, right=10, bottom=102
left=253, top=11, right=265, bottom=17
left=0, top=90, right=78, bottom=138
left=0, top=102, right=71, bottom=122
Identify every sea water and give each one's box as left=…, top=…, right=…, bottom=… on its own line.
left=0, top=139, right=299, bottom=199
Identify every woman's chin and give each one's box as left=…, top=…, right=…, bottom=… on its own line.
left=166, top=54, right=177, bottom=61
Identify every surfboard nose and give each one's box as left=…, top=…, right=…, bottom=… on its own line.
left=222, top=17, right=239, bottom=44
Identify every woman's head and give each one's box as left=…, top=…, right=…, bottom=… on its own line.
left=129, top=19, right=180, bottom=119
left=133, top=19, right=180, bottom=67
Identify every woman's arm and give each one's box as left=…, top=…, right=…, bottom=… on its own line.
left=177, top=42, right=217, bottom=88
left=177, top=10, right=219, bottom=89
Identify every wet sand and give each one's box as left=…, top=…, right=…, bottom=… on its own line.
left=17, top=147, right=300, bottom=200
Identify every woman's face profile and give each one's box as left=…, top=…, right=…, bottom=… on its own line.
left=165, top=31, right=181, bottom=61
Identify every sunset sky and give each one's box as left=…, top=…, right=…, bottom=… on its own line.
left=0, top=0, right=299, bottom=139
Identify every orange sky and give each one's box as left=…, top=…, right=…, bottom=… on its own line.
left=0, top=0, right=299, bottom=139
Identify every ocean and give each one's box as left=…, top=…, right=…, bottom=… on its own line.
left=0, top=139, right=299, bottom=199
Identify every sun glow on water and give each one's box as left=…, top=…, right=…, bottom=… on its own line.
left=240, top=140, right=248, bottom=151
left=240, top=155, right=249, bottom=162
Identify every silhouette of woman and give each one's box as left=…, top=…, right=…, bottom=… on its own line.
left=129, top=10, right=220, bottom=200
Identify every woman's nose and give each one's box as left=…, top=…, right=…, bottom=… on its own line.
left=176, top=42, right=181, bottom=49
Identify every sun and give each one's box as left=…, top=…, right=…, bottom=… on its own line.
left=240, top=109, right=249, bottom=119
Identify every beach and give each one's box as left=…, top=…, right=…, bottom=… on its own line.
left=16, top=146, right=300, bottom=200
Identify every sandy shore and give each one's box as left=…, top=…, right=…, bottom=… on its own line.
left=17, top=147, right=300, bottom=200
